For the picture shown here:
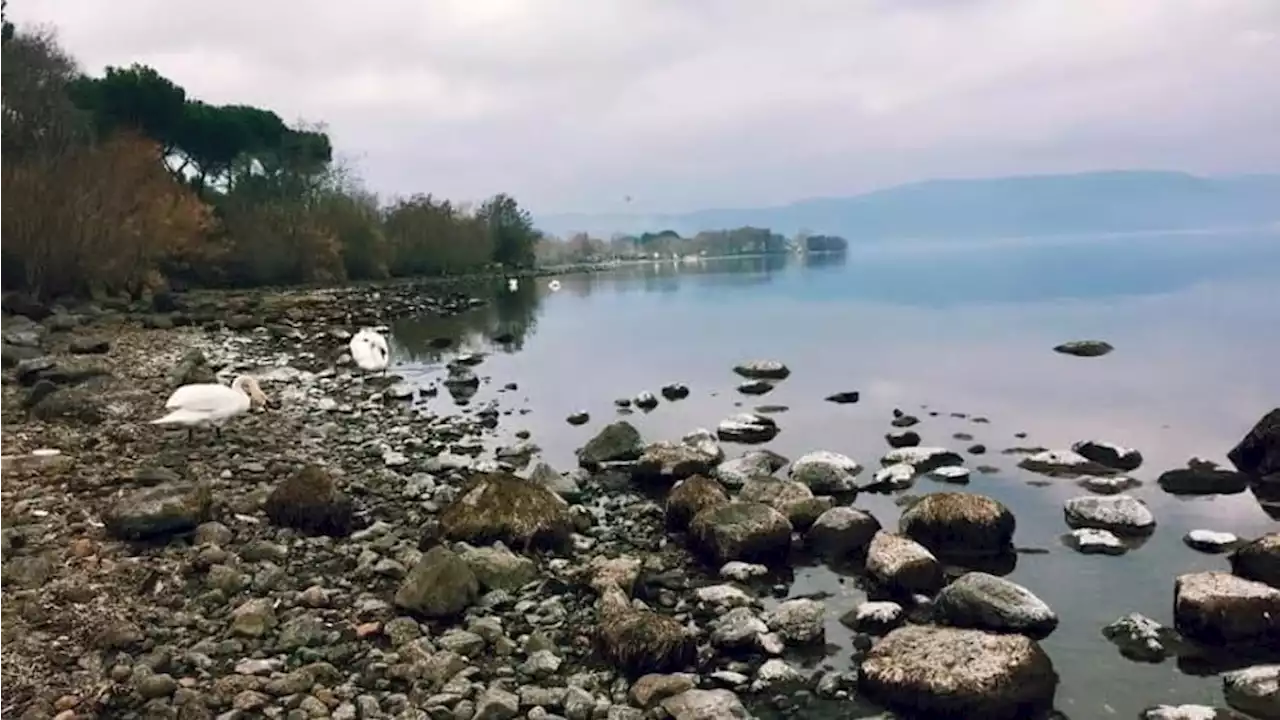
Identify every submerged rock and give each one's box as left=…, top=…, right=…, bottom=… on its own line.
left=1078, top=475, right=1141, bottom=494
left=665, top=476, right=730, bottom=531
left=1230, top=533, right=1280, bottom=588
left=1228, top=408, right=1280, bottom=478
left=438, top=472, right=573, bottom=551
left=881, top=446, right=963, bottom=474
left=716, top=413, right=779, bottom=444
left=1063, top=494, right=1155, bottom=536
left=1018, top=449, right=1118, bottom=477
left=737, top=379, right=774, bottom=395
left=1067, top=528, right=1127, bottom=555
left=733, top=360, right=790, bottom=380
left=933, top=572, right=1059, bottom=638
left=859, top=625, right=1058, bottom=720
left=1185, top=529, right=1240, bottom=554
left=264, top=465, right=356, bottom=537
left=578, top=421, right=644, bottom=466
left=104, top=483, right=213, bottom=541
left=1158, top=464, right=1250, bottom=495
left=1103, top=612, right=1178, bottom=662
left=789, top=451, right=863, bottom=494
left=928, top=465, right=971, bottom=484
left=885, top=430, right=921, bottom=448
left=825, top=390, right=860, bottom=404
left=870, top=463, right=916, bottom=491
left=866, top=531, right=943, bottom=594
left=1175, top=571, right=1280, bottom=644
left=688, top=502, right=793, bottom=566
left=1222, top=664, right=1280, bottom=720
left=1053, top=340, right=1113, bottom=357
left=898, top=491, right=1016, bottom=557
left=1072, top=439, right=1144, bottom=471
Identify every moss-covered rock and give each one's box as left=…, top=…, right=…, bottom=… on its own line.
left=394, top=546, right=480, bottom=619
left=597, top=587, right=696, bottom=676
left=438, top=472, right=573, bottom=551
left=688, top=502, right=792, bottom=566
left=264, top=465, right=355, bottom=537
left=899, top=491, right=1015, bottom=557
left=665, top=475, right=729, bottom=531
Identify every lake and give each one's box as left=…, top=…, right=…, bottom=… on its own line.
left=391, top=228, right=1280, bottom=718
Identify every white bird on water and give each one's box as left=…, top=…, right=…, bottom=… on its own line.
left=547, top=279, right=562, bottom=292
left=507, top=278, right=519, bottom=291
left=150, top=375, right=268, bottom=442
left=350, top=327, right=390, bottom=374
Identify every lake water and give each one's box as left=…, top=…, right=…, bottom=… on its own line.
left=391, top=228, right=1280, bottom=719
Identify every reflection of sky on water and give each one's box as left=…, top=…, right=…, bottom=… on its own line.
left=392, top=230, right=1280, bottom=719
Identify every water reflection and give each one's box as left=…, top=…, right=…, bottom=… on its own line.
left=391, top=278, right=543, bottom=362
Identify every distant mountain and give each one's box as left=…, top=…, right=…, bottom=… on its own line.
left=537, top=171, right=1280, bottom=240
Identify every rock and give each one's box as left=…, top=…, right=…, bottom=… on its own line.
left=1222, top=665, right=1280, bottom=720
left=866, top=531, right=943, bottom=594
left=842, top=601, right=905, bottom=635
left=634, top=441, right=718, bottom=484
left=578, top=421, right=644, bottom=466
left=443, top=365, right=479, bottom=388
left=660, top=689, right=751, bottom=720
left=567, top=411, right=590, bottom=426
left=597, top=589, right=696, bottom=676
left=474, top=687, right=520, bottom=720
left=1063, top=495, right=1155, bottom=536
left=891, top=414, right=920, bottom=428
left=660, top=383, right=690, bottom=401
left=881, top=446, right=964, bottom=474
left=860, top=625, right=1058, bottom=720
left=264, top=465, right=355, bottom=537
left=789, top=451, right=863, bottom=494
left=933, top=572, right=1058, bottom=638
left=168, top=348, right=216, bottom=387
left=885, top=430, right=921, bottom=448
left=1018, top=449, right=1118, bottom=477
left=1067, top=528, right=1127, bottom=555
left=1, top=343, right=42, bottom=368
left=438, top=472, right=573, bottom=550
left=1102, top=612, right=1178, bottom=662
left=805, top=506, right=881, bottom=560
left=767, top=598, right=825, bottom=645
left=528, top=462, right=583, bottom=502
left=751, top=658, right=805, bottom=692
left=1072, top=440, right=1143, bottom=471
left=459, top=543, right=538, bottom=591
left=825, top=391, right=860, bottom=404
left=738, top=477, right=814, bottom=524
left=394, top=546, right=479, bottom=618
left=870, top=463, right=915, bottom=491
left=713, top=449, right=788, bottom=488
left=1077, top=475, right=1141, bottom=494
left=682, top=428, right=725, bottom=463
left=716, top=413, right=779, bottom=444
left=898, top=491, right=1015, bottom=557
left=630, top=674, right=696, bottom=709
left=68, top=336, right=110, bottom=355
left=733, top=360, right=790, bottom=380
left=665, top=476, right=730, bottom=531
left=231, top=598, right=277, bottom=638
left=1157, top=465, right=1250, bottom=495
left=709, top=606, right=769, bottom=649
left=30, top=387, right=106, bottom=425
left=1229, top=408, right=1280, bottom=478
left=1174, top=571, right=1280, bottom=644
left=1185, top=530, right=1240, bottom=554
left=103, top=483, right=213, bottom=540
left=928, top=466, right=971, bottom=484
left=1053, top=340, right=1113, bottom=357
left=688, top=502, right=793, bottom=566
left=1230, top=533, right=1280, bottom=588
left=719, top=562, right=768, bottom=582
left=737, top=379, right=774, bottom=395
left=634, top=391, right=659, bottom=410
left=1142, top=705, right=1243, bottom=720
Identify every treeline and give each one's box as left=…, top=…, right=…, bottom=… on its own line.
left=0, top=17, right=541, bottom=301
left=536, top=227, right=849, bottom=264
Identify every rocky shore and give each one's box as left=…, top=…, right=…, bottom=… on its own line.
left=3, top=282, right=1279, bottom=720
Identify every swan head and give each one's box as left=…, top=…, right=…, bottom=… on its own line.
left=232, top=375, right=269, bottom=410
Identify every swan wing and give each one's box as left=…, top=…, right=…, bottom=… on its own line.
left=350, top=331, right=389, bottom=370
left=164, top=384, right=248, bottom=415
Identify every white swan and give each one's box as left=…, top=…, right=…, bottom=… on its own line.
left=507, top=278, right=519, bottom=291
left=350, top=328, right=390, bottom=374
left=151, top=375, right=268, bottom=442
left=548, top=279, right=562, bottom=292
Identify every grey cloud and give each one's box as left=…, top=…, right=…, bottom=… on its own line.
left=14, top=0, right=1280, bottom=214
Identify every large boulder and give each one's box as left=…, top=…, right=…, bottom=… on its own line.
left=1230, top=533, right=1280, bottom=588
left=1222, top=664, right=1280, bottom=720
left=805, top=506, right=881, bottom=560
left=789, top=451, right=863, bottom=494
left=898, top=492, right=1015, bottom=557
left=264, top=465, right=356, bottom=537
left=665, top=476, right=729, bottom=531
left=866, top=532, right=943, bottom=594
left=578, top=421, right=644, bottom=467
left=438, top=472, right=573, bottom=551
left=104, top=483, right=213, bottom=541
left=933, top=572, right=1058, bottom=639
left=1072, top=440, right=1144, bottom=472
left=1062, top=495, right=1156, bottom=536
left=688, top=502, right=793, bottom=566
left=394, top=546, right=479, bottom=618
left=1229, top=408, right=1280, bottom=478
left=712, top=449, right=788, bottom=488
left=859, top=625, right=1058, bottom=720
left=1174, top=571, right=1280, bottom=645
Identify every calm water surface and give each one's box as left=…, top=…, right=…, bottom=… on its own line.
left=392, top=229, right=1280, bottom=719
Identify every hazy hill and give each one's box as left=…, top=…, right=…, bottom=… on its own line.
left=537, top=171, right=1280, bottom=240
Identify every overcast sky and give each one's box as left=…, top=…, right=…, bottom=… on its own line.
left=14, top=0, right=1280, bottom=214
